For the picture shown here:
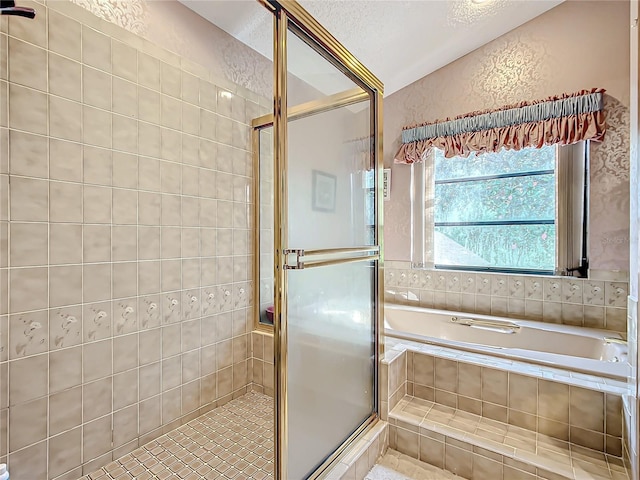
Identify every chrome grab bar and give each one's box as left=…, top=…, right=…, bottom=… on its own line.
left=450, top=316, right=521, bottom=333
left=604, top=337, right=627, bottom=346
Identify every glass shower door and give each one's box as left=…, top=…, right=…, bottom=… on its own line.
left=273, top=19, right=381, bottom=480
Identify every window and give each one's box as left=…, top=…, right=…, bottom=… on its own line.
left=415, top=143, right=588, bottom=275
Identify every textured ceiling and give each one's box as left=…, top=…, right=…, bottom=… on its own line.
left=179, top=0, right=563, bottom=96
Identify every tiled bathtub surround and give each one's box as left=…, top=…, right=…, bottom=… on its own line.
left=382, top=346, right=630, bottom=479
left=389, top=397, right=629, bottom=480
left=0, top=0, right=268, bottom=478
left=385, top=262, right=629, bottom=332
left=403, top=350, right=624, bottom=456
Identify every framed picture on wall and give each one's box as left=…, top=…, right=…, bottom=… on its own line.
left=312, top=170, right=337, bottom=212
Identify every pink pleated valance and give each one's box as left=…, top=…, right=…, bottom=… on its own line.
left=395, top=88, right=607, bottom=163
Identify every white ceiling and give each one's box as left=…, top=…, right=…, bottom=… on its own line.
left=179, top=0, right=563, bottom=96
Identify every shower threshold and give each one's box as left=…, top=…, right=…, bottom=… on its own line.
left=81, top=391, right=274, bottom=480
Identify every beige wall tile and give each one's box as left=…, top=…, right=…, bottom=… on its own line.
left=83, top=106, right=112, bottom=148
left=444, top=443, right=473, bottom=479
left=50, top=96, right=82, bottom=142
left=570, top=425, right=604, bottom=451
left=161, top=128, right=181, bottom=162
left=83, top=146, right=112, bottom=186
left=83, top=263, right=111, bottom=303
left=161, top=386, right=181, bottom=423
left=112, top=77, right=137, bottom=118
left=49, top=386, right=82, bottom=436
left=83, top=415, right=112, bottom=462
left=50, top=139, right=82, bottom=182
left=50, top=223, right=82, bottom=265
left=50, top=181, right=82, bottom=223
left=161, top=94, right=182, bottom=130
left=9, top=309, right=48, bottom=359
left=48, top=10, right=81, bottom=61
left=83, top=301, right=111, bottom=343
left=112, top=152, right=138, bottom=189
left=9, top=396, right=47, bottom=451
left=83, top=377, right=112, bottom=421
left=139, top=395, right=160, bottom=435
left=10, top=176, right=48, bottom=222
left=9, top=266, right=48, bottom=313
left=83, top=224, right=111, bottom=263
left=113, top=369, right=138, bottom=411
left=138, top=260, right=160, bottom=295
left=112, top=188, right=137, bottom=225
left=10, top=352, right=47, bottom=405
left=49, top=305, right=82, bottom=350
left=8, top=38, right=47, bottom=92
left=50, top=345, right=81, bottom=393
left=139, top=362, right=160, bottom=400
left=83, top=339, right=112, bottom=382
left=112, top=262, right=137, bottom=300
left=138, top=122, right=161, bottom=158
left=10, top=222, right=47, bottom=267
left=83, top=65, right=112, bottom=110
left=160, top=62, right=181, bottom=98
left=538, top=379, right=569, bottom=423
left=83, top=185, right=112, bottom=224
left=9, top=130, right=48, bottom=178
left=182, top=72, right=199, bottom=105
left=9, top=84, right=47, bottom=135
left=8, top=439, right=47, bottom=480
left=138, top=86, right=160, bottom=124
left=508, top=374, right=537, bottom=415
left=112, top=40, right=137, bottom=83
left=570, top=386, right=604, bottom=432
left=138, top=53, right=159, bottom=91
left=49, top=265, right=82, bottom=307
left=482, top=367, right=507, bottom=406
left=82, top=26, right=111, bottom=73
left=113, top=333, right=138, bottom=374
left=113, top=404, right=138, bottom=448
left=113, top=114, right=138, bottom=154
left=112, top=225, right=137, bottom=261
left=49, top=427, right=82, bottom=479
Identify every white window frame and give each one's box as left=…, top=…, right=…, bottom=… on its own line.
left=411, top=142, right=589, bottom=276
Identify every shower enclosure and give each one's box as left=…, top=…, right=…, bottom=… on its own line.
left=0, top=0, right=382, bottom=478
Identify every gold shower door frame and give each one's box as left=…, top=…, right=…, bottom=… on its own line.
left=255, top=1, right=385, bottom=479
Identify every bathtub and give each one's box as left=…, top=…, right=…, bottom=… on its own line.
left=384, top=304, right=629, bottom=380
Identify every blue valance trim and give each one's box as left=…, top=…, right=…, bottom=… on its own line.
left=401, top=91, right=603, bottom=145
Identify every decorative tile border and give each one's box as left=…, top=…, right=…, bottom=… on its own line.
left=384, top=262, right=629, bottom=332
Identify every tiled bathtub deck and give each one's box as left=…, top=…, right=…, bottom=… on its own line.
left=81, top=392, right=274, bottom=480
left=391, top=396, right=630, bottom=480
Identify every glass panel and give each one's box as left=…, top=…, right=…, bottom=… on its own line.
left=259, top=127, right=275, bottom=325
left=286, top=261, right=375, bottom=479
left=435, top=173, right=555, bottom=223
left=283, top=25, right=376, bottom=479
left=434, top=145, right=556, bottom=181
left=287, top=31, right=372, bottom=250
left=435, top=224, right=556, bottom=270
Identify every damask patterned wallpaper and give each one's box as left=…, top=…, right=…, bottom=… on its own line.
left=384, top=0, right=631, bottom=273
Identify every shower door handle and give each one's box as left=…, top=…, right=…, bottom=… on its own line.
left=283, top=246, right=379, bottom=270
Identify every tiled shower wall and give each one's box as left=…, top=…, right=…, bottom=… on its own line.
left=385, top=261, right=629, bottom=332
left=0, top=1, right=269, bottom=478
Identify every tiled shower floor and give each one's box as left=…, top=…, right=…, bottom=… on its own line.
left=81, top=392, right=274, bottom=480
